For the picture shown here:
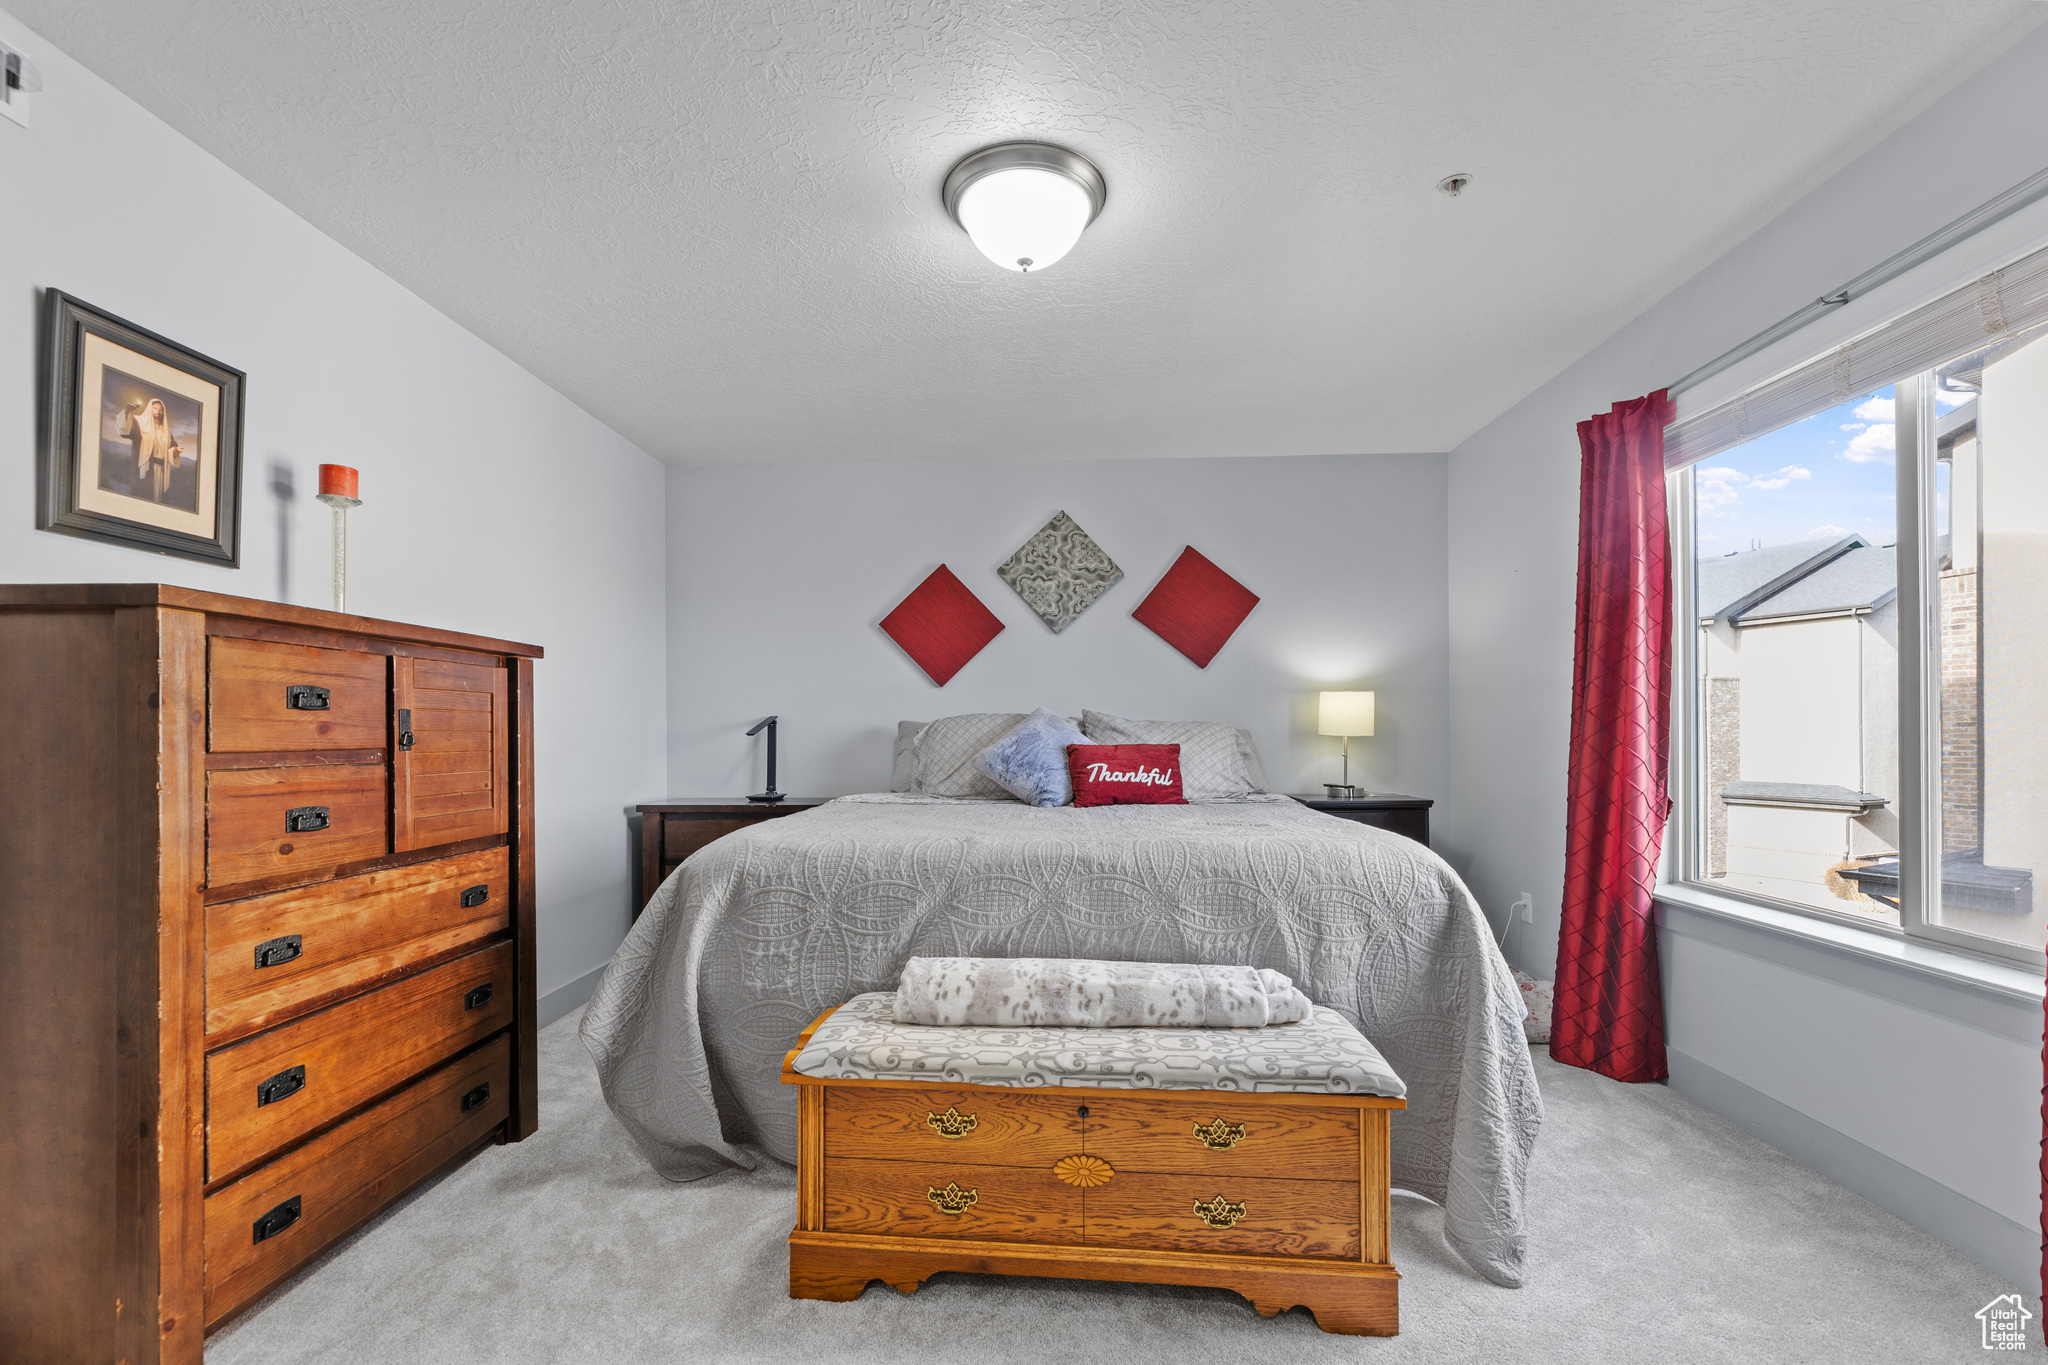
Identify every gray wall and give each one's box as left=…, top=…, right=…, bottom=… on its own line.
left=1443, top=27, right=2048, bottom=1287
left=0, top=10, right=668, bottom=1007
left=666, top=453, right=1448, bottom=804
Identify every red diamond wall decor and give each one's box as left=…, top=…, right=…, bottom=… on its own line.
left=1131, top=547, right=1259, bottom=668
left=879, top=565, right=1006, bottom=685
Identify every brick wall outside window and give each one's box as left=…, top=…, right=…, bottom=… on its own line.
left=1939, top=567, right=1980, bottom=853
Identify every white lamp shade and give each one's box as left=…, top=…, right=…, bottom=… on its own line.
left=1318, top=691, right=1375, bottom=737
left=956, top=167, right=1093, bottom=273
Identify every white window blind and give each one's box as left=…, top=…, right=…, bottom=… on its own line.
left=1664, top=238, right=2048, bottom=469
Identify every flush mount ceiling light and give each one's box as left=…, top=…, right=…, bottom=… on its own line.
left=943, top=142, right=1106, bottom=274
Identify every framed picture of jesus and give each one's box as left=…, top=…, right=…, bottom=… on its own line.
left=37, top=290, right=245, bottom=566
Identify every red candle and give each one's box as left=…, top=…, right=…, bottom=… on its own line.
left=318, top=464, right=359, bottom=500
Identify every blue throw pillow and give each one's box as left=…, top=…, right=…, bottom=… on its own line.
left=971, top=708, right=1090, bottom=807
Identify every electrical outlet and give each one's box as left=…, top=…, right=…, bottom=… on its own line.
left=1512, top=893, right=1534, bottom=924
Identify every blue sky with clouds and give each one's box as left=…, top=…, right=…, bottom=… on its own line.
left=1691, top=384, right=1968, bottom=557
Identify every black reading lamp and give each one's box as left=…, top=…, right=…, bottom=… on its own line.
left=746, top=716, right=784, bottom=804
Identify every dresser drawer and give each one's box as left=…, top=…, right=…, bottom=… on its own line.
left=204, top=940, right=515, bottom=1180
left=823, top=1157, right=1082, bottom=1244
left=203, top=1035, right=510, bottom=1327
left=663, top=816, right=756, bottom=862
left=1085, top=1095, right=1359, bottom=1182
left=209, top=636, right=388, bottom=752
left=1084, top=1170, right=1360, bottom=1259
left=825, top=1087, right=1085, bottom=1167
left=206, top=763, right=389, bottom=887
left=205, top=848, right=511, bottom=1038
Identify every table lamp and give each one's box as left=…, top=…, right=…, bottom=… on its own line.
left=746, top=715, right=784, bottom=803
left=1318, top=691, right=1375, bottom=798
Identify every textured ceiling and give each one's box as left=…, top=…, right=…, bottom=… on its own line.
left=16, top=1, right=2043, bottom=464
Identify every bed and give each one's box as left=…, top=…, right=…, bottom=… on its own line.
left=579, top=792, right=1542, bottom=1287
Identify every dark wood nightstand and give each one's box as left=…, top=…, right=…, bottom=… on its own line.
left=636, top=798, right=829, bottom=911
left=1289, top=794, right=1433, bottom=848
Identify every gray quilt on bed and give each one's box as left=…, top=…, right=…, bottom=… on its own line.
left=579, top=793, right=1543, bottom=1287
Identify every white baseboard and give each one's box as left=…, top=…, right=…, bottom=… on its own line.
left=1667, top=1045, right=2036, bottom=1291
left=536, top=965, right=606, bottom=1029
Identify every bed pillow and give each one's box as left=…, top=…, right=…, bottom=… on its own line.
left=914, top=713, right=1029, bottom=798
left=970, top=708, right=1091, bottom=807
left=1235, top=729, right=1271, bottom=793
left=1067, top=744, right=1186, bottom=806
left=1080, top=711, right=1257, bottom=801
left=890, top=721, right=927, bottom=792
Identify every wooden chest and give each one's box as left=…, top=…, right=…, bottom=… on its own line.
left=780, top=1007, right=1405, bottom=1335
left=0, top=585, right=541, bottom=1364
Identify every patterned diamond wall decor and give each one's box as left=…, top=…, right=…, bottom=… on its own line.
left=879, top=565, right=1006, bottom=685
left=1131, top=546, right=1259, bottom=668
left=996, top=511, right=1124, bottom=634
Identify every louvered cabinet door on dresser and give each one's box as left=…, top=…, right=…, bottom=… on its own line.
left=0, top=586, right=542, bottom=1365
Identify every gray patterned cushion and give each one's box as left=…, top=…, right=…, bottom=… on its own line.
left=1082, top=710, right=1257, bottom=801
left=793, top=991, right=1407, bottom=1096
left=915, top=713, right=1029, bottom=798
left=895, top=956, right=1313, bottom=1027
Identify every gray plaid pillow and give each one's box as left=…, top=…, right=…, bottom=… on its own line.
left=1080, top=710, right=1257, bottom=801
left=914, top=714, right=1028, bottom=798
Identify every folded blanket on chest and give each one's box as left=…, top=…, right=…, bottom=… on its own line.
left=893, top=956, right=1314, bottom=1029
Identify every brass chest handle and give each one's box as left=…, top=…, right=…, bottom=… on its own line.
left=1192, top=1117, right=1246, bottom=1150
left=925, top=1105, right=978, bottom=1139
left=1192, top=1194, right=1248, bottom=1229
left=927, top=1182, right=978, bottom=1215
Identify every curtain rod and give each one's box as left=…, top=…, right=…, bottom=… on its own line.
left=1666, top=162, right=2048, bottom=401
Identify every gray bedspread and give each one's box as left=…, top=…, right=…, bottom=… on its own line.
left=580, top=794, right=1542, bottom=1286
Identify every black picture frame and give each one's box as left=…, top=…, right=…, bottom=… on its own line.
left=37, top=290, right=245, bottom=567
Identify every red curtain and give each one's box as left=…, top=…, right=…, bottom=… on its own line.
left=1551, top=390, right=1676, bottom=1083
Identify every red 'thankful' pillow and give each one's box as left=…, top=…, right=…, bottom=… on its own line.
left=1066, top=744, right=1186, bottom=807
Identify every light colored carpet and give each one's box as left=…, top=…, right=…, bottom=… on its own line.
left=209, top=1008, right=2025, bottom=1364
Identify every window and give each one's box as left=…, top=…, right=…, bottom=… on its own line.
left=1669, top=284, right=2048, bottom=967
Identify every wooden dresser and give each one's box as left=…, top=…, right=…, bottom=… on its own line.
left=0, top=585, right=542, bottom=1365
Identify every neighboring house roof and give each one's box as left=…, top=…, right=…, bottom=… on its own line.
left=1732, top=544, right=1897, bottom=623
left=1695, top=535, right=1863, bottom=622
left=1720, top=781, right=1888, bottom=813
left=1938, top=396, right=1977, bottom=449
left=1696, top=534, right=1898, bottom=624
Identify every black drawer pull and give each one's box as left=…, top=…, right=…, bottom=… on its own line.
left=256, top=1064, right=306, bottom=1107
left=253, top=934, right=303, bottom=969
left=285, top=684, right=330, bottom=711
left=461, top=1082, right=491, bottom=1113
left=464, top=983, right=493, bottom=1010
left=460, top=885, right=489, bottom=909
left=252, top=1195, right=301, bottom=1244
left=284, top=805, right=329, bottom=833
